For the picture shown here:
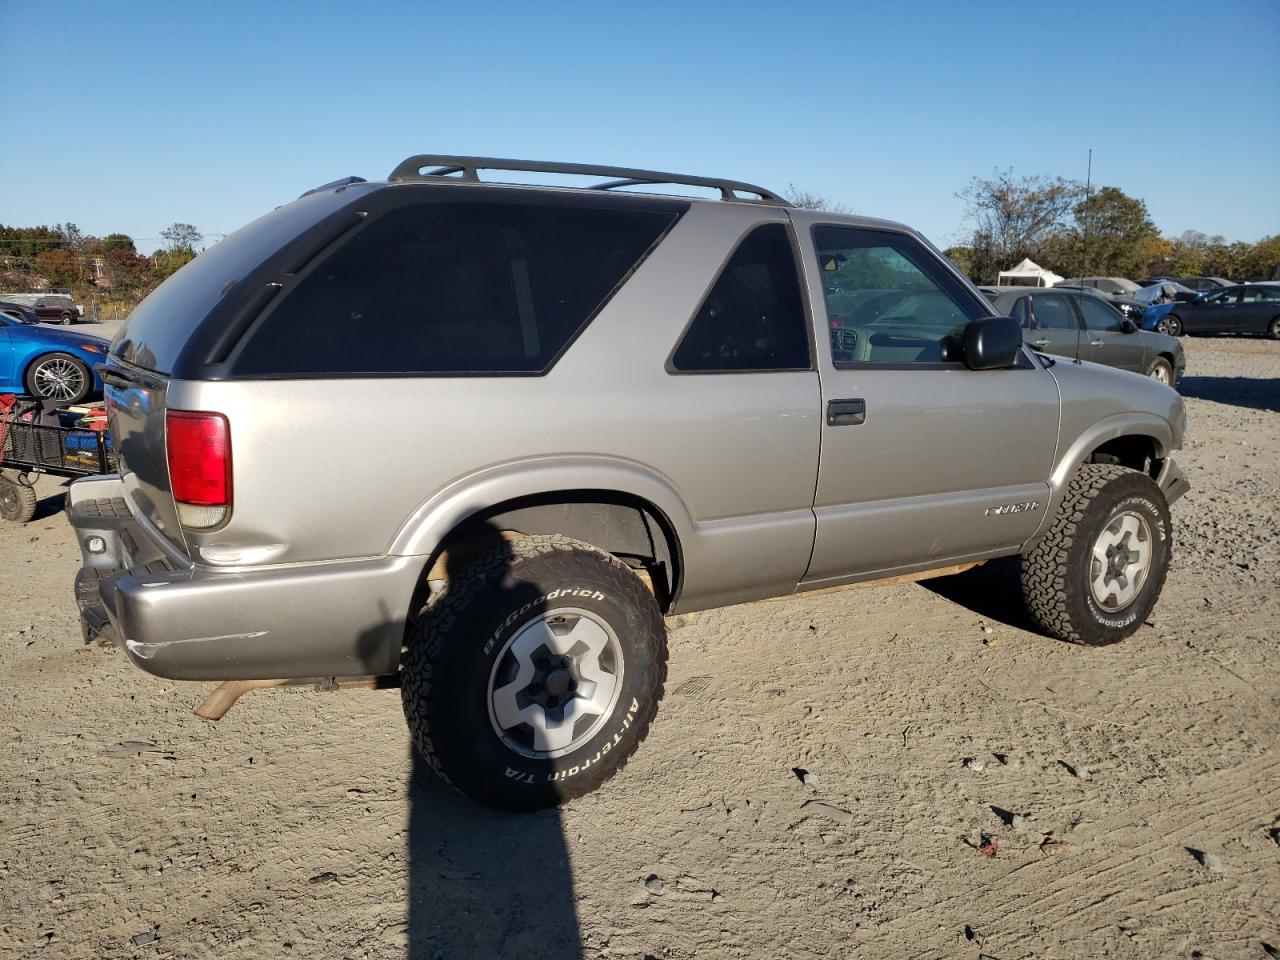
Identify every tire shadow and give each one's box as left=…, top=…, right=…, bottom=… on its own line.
left=1178, top=375, right=1280, bottom=412
left=919, top=557, right=1043, bottom=635
left=402, top=521, right=582, bottom=959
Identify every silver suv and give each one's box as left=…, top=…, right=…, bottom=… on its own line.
left=69, top=156, right=1189, bottom=810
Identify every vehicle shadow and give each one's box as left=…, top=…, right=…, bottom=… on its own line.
left=1178, top=376, right=1280, bottom=413
left=920, top=557, right=1042, bottom=635
left=398, top=521, right=583, bottom=959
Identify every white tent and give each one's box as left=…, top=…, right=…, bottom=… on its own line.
left=996, top=258, right=1063, bottom=287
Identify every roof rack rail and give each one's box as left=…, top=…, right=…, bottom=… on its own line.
left=387, top=154, right=786, bottom=204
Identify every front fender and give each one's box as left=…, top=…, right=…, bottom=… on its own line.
left=387, top=455, right=697, bottom=562
left=1025, top=411, right=1177, bottom=547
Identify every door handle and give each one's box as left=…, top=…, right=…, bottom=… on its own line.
left=827, top=398, right=866, bottom=426
left=1032, top=338, right=1050, bottom=347
left=1090, top=339, right=1104, bottom=346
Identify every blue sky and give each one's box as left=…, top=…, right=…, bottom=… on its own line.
left=2, top=0, right=1277, bottom=254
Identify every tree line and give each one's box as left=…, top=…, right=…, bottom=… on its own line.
left=0, top=222, right=205, bottom=313
left=944, top=169, right=1279, bottom=283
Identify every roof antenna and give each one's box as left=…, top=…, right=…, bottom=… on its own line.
left=1082, top=148, right=1092, bottom=277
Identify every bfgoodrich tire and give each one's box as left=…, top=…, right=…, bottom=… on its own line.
left=1020, top=464, right=1171, bottom=646
left=402, top=534, right=668, bottom=811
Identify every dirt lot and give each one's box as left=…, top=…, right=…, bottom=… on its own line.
left=2, top=337, right=1277, bottom=960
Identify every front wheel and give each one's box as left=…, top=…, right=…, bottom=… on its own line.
left=402, top=534, right=668, bottom=810
left=1020, top=464, right=1171, bottom=646
left=1146, top=356, right=1174, bottom=385
left=1269, top=317, right=1280, bottom=340
left=25, top=353, right=91, bottom=403
left=1165, top=315, right=1183, bottom=337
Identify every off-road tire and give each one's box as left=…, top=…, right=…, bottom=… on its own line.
left=1020, top=464, right=1171, bottom=646
left=1146, top=356, right=1175, bottom=385
left=401, top=534, right=668, bottom=811
left=0, top=476, right=38, bottom=523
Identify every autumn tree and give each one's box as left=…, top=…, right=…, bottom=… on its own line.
left=957, top=169, right=1081, bottom=283
left=34, top=248, right=81, bottom=288
left=1048, top=186, right=1161, bottom=279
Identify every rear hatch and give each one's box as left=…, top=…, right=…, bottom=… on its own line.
left=103, top=181, right=379, bottom=556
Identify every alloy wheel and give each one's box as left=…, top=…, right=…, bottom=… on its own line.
left=488, top=608, right=624, bottom=759
left=31, top=357, right=86, bottom=401
left=1089, top=510, right=1153, bottom=612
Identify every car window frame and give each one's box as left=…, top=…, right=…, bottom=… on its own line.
left=807, top=223, right=1002, bottom=371
left=1028, top=292, right=1083, bottom=333
left=665, top=218, right=816, bottom=376
left=1074, top=292, right=1126, bottom=333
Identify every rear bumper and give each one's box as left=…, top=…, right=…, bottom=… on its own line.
left=68, top=475, right=420, bottom=681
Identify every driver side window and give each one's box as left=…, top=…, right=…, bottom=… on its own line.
left=813, top=226, right=986, bottom=364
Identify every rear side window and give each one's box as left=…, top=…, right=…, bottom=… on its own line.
left=235, top=200, right=679, bottom=376
left=670, top=223, right=809, bottom=372
left=1076, top=295, right=1123, bottom=332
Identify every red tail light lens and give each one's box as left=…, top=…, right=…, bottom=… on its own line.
left=166, top=411, right=232, bottom=508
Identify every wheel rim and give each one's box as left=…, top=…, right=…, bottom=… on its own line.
left=0, top=482, right=18, bottom=519
left=1089, top=510, right=1153, bottom=613
left=1149, top=363, right=1170, bottom=384
left=487, top=607, right=625, bottom=759
left=31, top=357, right=85, bottom=401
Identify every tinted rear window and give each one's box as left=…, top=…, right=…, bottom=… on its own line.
left=111, top=185, right=377, bottom=374
left=233, top=199, right=680, bottom=376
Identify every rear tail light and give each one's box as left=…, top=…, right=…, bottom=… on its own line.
left=166, top=410, right=232, bottom=529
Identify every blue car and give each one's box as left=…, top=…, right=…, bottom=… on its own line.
left=0, top=308, right=108, bottom=403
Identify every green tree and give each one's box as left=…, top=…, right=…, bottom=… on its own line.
left=160, top=222, right=203, bottom=253
left=102, top=233, right=136, bottom=253
left=1053, top=186, right=1161, bottom=279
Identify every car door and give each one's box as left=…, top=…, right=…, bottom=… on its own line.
left=1076, top=294, right=1146, bottom=372
left=1233, top=286, right=1274, bottom=333
left=794, top=214, right=1060, bottom=585
left=1025, top=292, right=1082, bottom=360
left=1184, top=288, right=1237, bottom=333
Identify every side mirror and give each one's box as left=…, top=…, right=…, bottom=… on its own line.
left=963, top=316, right=1023, bottom=370
left=1121, top=319, right=1138, bottom=334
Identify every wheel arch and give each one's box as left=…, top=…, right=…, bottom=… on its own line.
left=389, top=458, right=694, bottom=613
left=21, top=349, right=92, bottom=398
left=1025, top=415, right=1175, bottom=550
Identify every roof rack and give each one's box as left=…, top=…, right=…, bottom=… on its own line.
left=387, top=154, right=786, bottom=204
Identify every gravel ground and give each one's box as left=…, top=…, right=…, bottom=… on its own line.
left=1, top=337, right=1278, bottom=960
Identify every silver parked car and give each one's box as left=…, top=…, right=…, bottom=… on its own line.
left=69, top=156, right=1189, bottom=809
left=984, top=287, right=1185, bottom=386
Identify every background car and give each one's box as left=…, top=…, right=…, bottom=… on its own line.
left=1160, top=284, right=1280, bottom=338
left=1140, top=275, right=1231, bottom=292
left=986, top=287, right=1185, bottom=385
left=0, top=309, right=107, bottom=402
left=1058, top=276, right=1143, bottom=297
left=0, top=293, right=84, bottom=324
left=0, top=300, right=43, bottom=325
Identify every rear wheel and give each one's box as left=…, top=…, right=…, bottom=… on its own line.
left=25, top=353, right=91, bottom=403
left=59, top=313, right=73, bottom=325
left=402, top=534, right=668, bottom=810
left=1146, top=356, right=1174, bottom=385
left=0, top=476, right=38, bottom=523
left=1165, top=315, right=1183, bottom=337
left=1020, top=464, right=1171, bottom=646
